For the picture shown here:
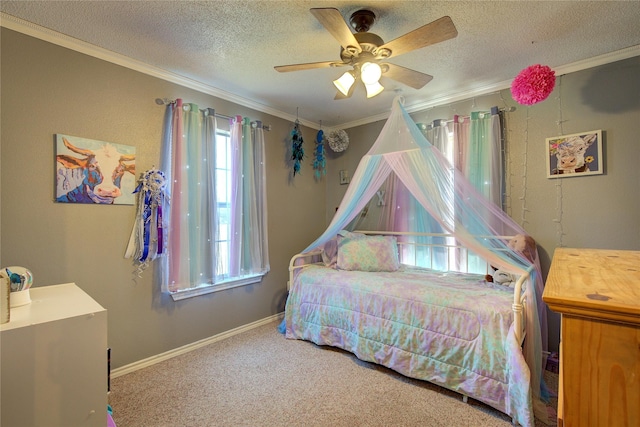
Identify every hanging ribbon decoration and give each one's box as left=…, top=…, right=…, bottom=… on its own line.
left=313, top=126, right=326, bottom=180
left=291, top=119, right=304, bottom=176
left=124, top=168, right=169, bottom=276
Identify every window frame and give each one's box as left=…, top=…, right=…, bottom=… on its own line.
left=170, top=274, right=263, bottom=301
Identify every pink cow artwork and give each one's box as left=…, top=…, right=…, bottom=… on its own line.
left=546, top=130, right=603, bottom=178
left=55, top=134, right=136, bottom=204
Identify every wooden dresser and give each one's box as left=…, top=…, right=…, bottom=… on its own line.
left=543, top=248, right=640, bottom=427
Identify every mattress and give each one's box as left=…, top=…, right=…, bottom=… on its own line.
left=285, top=264, right=534, bottom=426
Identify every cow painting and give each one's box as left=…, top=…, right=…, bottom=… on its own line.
left=56, top=135, right=136, bottom=204
left=547, top=130, right=602, bottom=178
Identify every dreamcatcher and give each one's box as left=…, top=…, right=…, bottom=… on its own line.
left=291, top=119, right=304, bottom=176
left=125, top=168, right=169, bottom=276
left=313, top=127, right=326, bottom=180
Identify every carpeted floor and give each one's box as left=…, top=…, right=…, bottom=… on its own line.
left=109, top=320, right=557, bottom=427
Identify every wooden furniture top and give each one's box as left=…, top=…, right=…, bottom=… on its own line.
left=543, top=247, right=640, bottom=326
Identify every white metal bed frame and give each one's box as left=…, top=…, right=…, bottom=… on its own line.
left=288, top=231, right=530, bottom=346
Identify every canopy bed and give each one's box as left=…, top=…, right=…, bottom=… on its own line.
left=282, top=98, right=549, bottom=427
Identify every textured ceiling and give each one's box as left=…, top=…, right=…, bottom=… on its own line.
left=2, top=1, right=640, bottom=128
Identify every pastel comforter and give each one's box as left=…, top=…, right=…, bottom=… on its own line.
left=284, top=264, right=534, bottom=426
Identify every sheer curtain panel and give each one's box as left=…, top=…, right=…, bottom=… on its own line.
left=160, top=99, right=269, bottom=296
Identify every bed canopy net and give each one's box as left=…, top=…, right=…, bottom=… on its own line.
left=302, top=96, right=549, bottom=417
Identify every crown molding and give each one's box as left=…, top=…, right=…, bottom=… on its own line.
left=2, top=12, right=638, bottom=131
left=0, top=12, right=316, bottom=129
left=339, top=44, right=640, bottom=129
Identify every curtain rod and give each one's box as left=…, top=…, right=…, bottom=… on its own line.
left=419, top=106, right=515, bottom=128
left=155, top=98, right=271, bottom=131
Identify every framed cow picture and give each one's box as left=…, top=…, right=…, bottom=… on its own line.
left=546, top=130, right=603, bottom=178
left=55, top=134, right=136, bottom=204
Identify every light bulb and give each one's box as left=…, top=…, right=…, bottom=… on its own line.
left=365, top=81, right=384, bottom=98
left=333, top=71, right=355, bottom=96
left=361, top=62, right=382, bottom=85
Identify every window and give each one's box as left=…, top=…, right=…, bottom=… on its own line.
left=215, top=129, right=231, bottom=279
left=160, top=101, right=269, bottom=300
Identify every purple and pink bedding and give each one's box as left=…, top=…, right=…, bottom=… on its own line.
left=284, top=264, right=534, bottom=426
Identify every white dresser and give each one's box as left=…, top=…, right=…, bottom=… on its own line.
left=1, top=283, right=107, bottom=427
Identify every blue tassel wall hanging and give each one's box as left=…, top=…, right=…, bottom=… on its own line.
left=313, top=127, right=326, bottom=180
left=291, top=119, right=304, bottom=176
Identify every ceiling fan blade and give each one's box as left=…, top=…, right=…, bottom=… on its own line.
left=378, top=16, right=457, bottom=58
left=274, top=61, right=345, bottom=72
left=383, top=64, right=433, bottom=89
left=311, top=8, right=362, bottom=53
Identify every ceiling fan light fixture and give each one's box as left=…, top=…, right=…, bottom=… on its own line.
left=333, top=71, right=356, bottom=96
left=360, top=62, right=382, bottom=85
left=277, top=9, right=458, bottom=101
left=365, top=81, right=384, bottom=98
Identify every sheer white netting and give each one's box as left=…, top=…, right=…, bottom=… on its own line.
left=303, top=96, right=548, bottom=418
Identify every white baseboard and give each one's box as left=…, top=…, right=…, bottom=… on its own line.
left=111, top=313, right=283, bottom=378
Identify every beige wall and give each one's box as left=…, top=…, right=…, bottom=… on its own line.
left=327, top=56, right=640, bottom=351
left=3, top=26, right=638, bottom=363
left=0, top=28, right=326, bottom=368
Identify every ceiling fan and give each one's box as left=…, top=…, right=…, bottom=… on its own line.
left=274, top=7, right=458, bottom=99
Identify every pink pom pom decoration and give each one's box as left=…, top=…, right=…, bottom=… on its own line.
left=510, top=64, right=556, bottom=105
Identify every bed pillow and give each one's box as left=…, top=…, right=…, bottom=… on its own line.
left=336, top=231, right=400, bottom=272
left=321, top=237, right=338, bottom=269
